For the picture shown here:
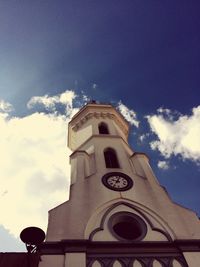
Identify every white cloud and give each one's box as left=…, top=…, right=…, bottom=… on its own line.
left=157, top=160, right=169, bottom=170
left=139, top=134, right=146, bottom=142
left=27, top=90, right=78, bottom=117
left=0, top=111, right=71, bottom=237
left=0, top=99, right=13, bottom=113
left=92, top=83, right=97, bottom=89
left=139, top=133, right=150, bottom=142
left=0, top=91, right=85, bottom=239
left=157, top=107, right=171, bottom=115
left=147, top=106, right=200, bottom=163
left=117, top=101, right=139, bottom=127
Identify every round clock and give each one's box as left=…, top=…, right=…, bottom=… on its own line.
left=102, top=172, right=133, bottom=191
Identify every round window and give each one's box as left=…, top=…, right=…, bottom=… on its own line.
left=108, top=212, right=147, bottom=241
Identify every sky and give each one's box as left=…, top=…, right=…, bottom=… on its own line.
left=0, top=1, right=200, bottom=251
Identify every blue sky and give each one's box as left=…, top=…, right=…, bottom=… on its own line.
left=0, top=1, right=200, bottom=251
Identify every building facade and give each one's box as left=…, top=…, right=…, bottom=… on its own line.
left=39, top=102, right=200, bottom=267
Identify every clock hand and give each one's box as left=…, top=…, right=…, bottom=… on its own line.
left=116, top=176, right=120, bottom=183
left=113, top=176, right=120, bottom=186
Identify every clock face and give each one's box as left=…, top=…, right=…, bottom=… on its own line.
left=102, top=172, right=133, bottom=191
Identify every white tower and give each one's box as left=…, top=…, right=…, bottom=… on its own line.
left=39, top=102, right=200, bottom=267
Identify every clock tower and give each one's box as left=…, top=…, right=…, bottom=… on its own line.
left=39, top=102, right=200, bottom=267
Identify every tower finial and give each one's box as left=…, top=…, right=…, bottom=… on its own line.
left=89, top=99, right=97, bottom=104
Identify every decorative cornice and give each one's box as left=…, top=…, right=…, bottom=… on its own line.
left=39, top=239, right=200, bottom=255
left=70, top=134, right=131, bottom=155
left=72, top=111, right=129, bottom=138
left=69, top=103, right=129, bottom=125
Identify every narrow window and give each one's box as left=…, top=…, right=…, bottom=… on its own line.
left=99, top=122, right=109, bottom=134
left=104, top=148, right=120, bottom=168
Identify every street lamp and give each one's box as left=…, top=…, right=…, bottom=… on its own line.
left=20, top=227, right=45, bottom=267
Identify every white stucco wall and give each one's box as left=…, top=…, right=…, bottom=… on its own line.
left=42, top=103, right=200, bottom=266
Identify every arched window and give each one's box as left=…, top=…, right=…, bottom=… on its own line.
left=99, top=122, right=109, bottom=134
left=104, top=148, right=120, bottom=168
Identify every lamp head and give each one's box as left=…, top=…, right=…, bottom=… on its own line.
left=20, top=226, right=45, bottom=253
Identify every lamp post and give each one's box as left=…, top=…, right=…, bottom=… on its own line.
left=20, top=226, right=45, bottom=267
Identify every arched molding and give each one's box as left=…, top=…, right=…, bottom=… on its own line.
left=87, top=256, right=187, bottom=267
left=171, top=258, right=186, bottom=267
left=85, top=200, right=175, bottom=241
